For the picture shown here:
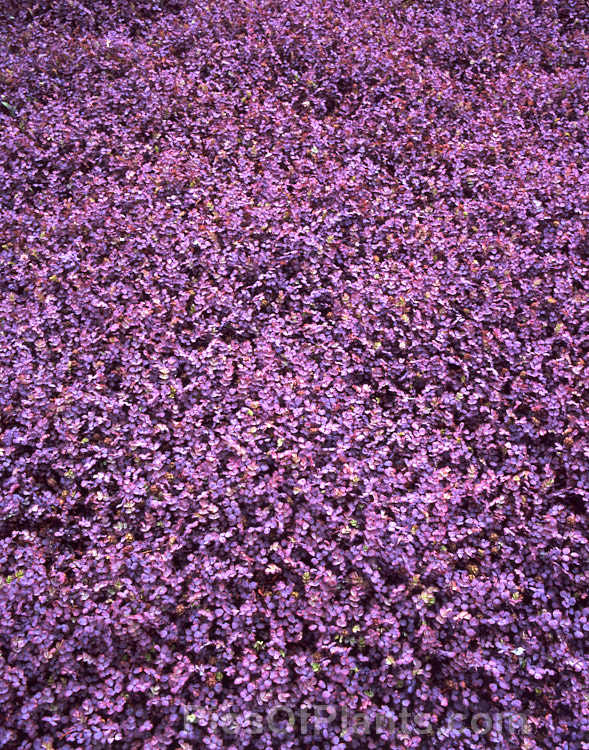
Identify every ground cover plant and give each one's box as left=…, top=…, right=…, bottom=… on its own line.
left=1, top=0, right=589, bottom=747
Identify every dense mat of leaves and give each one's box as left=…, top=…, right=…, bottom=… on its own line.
left=1, top=0, right=589, bottom=748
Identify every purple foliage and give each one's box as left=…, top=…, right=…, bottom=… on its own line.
left=1, top=0, right=589, bottom=748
